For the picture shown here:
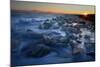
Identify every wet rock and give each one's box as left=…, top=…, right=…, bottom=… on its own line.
left=20, top=44, right=51, bottom=58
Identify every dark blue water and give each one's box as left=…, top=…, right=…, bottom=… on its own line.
left=11, top=11, right=95, bottom=66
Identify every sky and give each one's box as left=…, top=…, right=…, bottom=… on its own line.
left=11, top=0, right=95, bottom=5
left=11, top=1, right=95, bottom=15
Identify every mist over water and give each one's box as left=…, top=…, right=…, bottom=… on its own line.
left=11, top=11, right=95, bottom=66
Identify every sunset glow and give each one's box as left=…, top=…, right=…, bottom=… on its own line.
left=83, top=12, right=88, bottom=16
left=11, top=1, right=95, bottom=15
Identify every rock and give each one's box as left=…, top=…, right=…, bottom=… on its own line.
left=20, top=44, right=51, bottom=58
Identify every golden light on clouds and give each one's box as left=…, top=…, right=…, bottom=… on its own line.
left=11, top=1, right=95, bottom=15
